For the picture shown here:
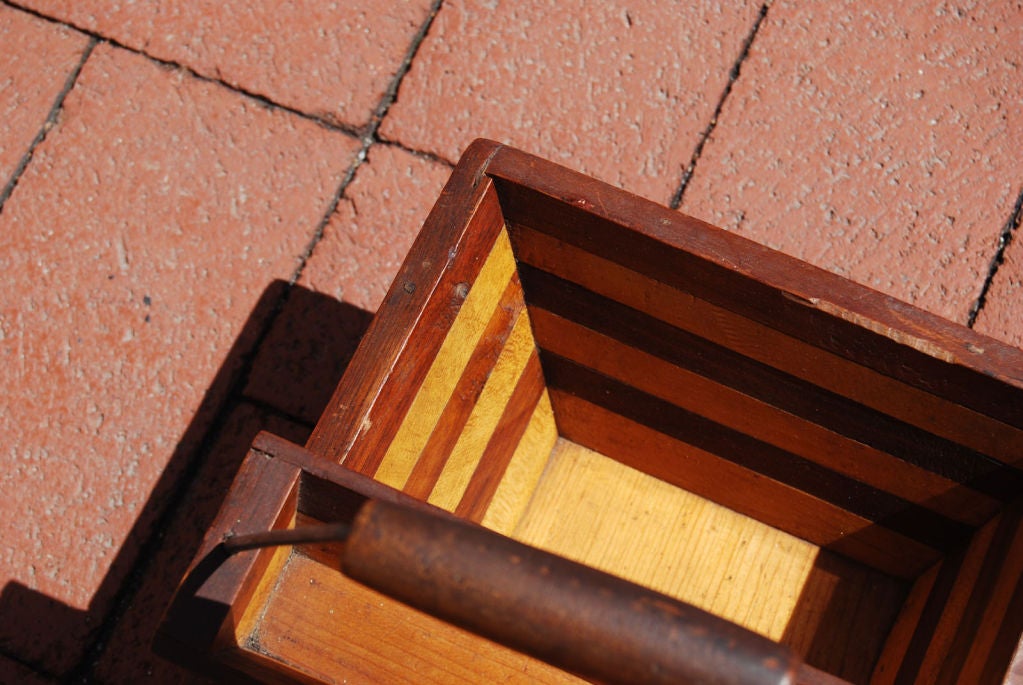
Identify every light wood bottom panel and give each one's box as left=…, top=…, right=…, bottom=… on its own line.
left=512, top=439, right=906, bottom=683
left=513, top=438, right=820, bottom=640
left=248, top=552, right=586, bottom=685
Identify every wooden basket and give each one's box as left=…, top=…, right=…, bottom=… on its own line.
left=157, top=140, right=1023, bottom=684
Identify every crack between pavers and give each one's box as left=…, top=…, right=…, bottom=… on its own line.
left=0, top=35, right=97, bottom=215
left=377, top=138, right=455, bottom=169
left=287, top=0, right=446, bottom=288
left=669, top=0, right=771, bottom=211
left=1, top=0, right=364, bottom=141
left=967, top=185, right=1023, bottom=328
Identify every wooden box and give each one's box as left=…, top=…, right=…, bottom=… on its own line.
left=158, top=141, right=1023, bottom=684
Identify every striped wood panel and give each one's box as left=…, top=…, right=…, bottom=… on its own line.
left=362, top=228, right=557, bottom=534
left=505, top=222, right=1023, bottom=576
left=874, top=503, right=1023, bottom=684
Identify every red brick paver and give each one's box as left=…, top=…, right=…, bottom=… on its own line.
left=243, top=145, right=450, bottom=423
left=0, top=43, right=357, bottom=674
left=300, top=144, right=452, bottom=311
left=0, top=5, right=89, bottom=186
left=380, top=0, right=763, bottom=203
left=681, top=0, right=1023, bottom=323
left=17, top=0, right=437, bottom=129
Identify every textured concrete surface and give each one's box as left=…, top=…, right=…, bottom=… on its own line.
left=15, top=0, right=437, bottom=129
left=1, top=0, right=1020, bottom=681
left=0, top=5, right=89, bottom=186
left=380, top=0, right=764, bottom=203
left=681, top=0, right=1023, bottom=323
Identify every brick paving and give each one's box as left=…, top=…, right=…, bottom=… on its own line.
left=0, top=5, right=89, bottom=190
left=0, top=0, right=1019, bottom=682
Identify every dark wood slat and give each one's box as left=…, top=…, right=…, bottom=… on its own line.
left=310, top=181, right=507, bottom=473
left=154, top=444, right=301, bottom=675
left=542, top=352, right=971, bottom=553
left=306, top=139, right=507, bottom=464
left=529, top=306, right=997, bottom=527
left=404, top=276, right=525, bottom=500
left=456, top=351, right=546, bottom=522
left=508, top=222, right=1023, bottom=467
left=891, top=540, right=985, bottom=683
left=485, top=146, right=1023, bottom=429
left=548, top=389, right=938, bottom=579
left=979, top=563, right=1023, bottom=685
left=520, top=263, right=1023, bottom=501
left=935, top=506, right=1023, bottom=684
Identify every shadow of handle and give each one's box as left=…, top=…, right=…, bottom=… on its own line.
left=342, top=499, right=801, bottom=685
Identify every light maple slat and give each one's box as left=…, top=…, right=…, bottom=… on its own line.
left=455, top=350, right=546, bottom=522
left=372, top=228, right=518, bottom=489
left=521, top=262, right=1022, bottom=505
left=544, top=352, right=963, bottom=558
left=488, top=155, right=1023, bottom=429
left=427, top=309, right=538, bottom=511
left=160, top=142, right=1023, bottom=685
left=307, top=157, right=508, bottom=467
left=402, top=274, right=525, bottom=500
left=512, top=439, right=819, bottom=641
left=479, top=389, right=558, bottom=536
left=512, top=440, right=905, bottom=682
left=249, top=552, right=585, bottom=685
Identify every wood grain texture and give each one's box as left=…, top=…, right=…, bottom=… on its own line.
left=778, top=552, right=906, bottom=683
left=427, top=308, right=536, bottom=511
left=479, top=389, right=557, bottom=536
left=549, top=390, right=938, bottom=579
left=455, top=350, right=546, bottom=521
left=250, top=552, right=585, bottom=685
left=402, top=274, right=524, bottom=500
left=153, top=445, right=302, bottom=675
left=512, top=439, right=819, bottom=641
left=513, top=440, right=903, bottom=683
left=871, top=563, right=940, bottom=685
left=372, top=228, right=517, bottom=489
left=486, top=146, right=1023, bottom=429
left=521, top=262, right=1021, bottom=502
left=306, top=140, right=508, bottom=465
left=529, top=305, right=997, bottom=528
left=508, top=223, right=1023, bottom=467
left=543, top=351, right=968, bottom=556
left=166, top=141, right=1023, bottom=684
